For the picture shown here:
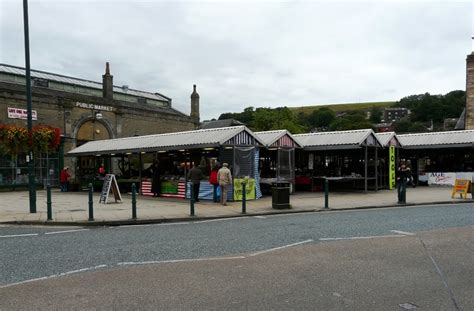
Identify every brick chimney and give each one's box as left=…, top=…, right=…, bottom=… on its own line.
left=466, top=52, right=474, bottom=130
left=190, top=84, right=200, bottom=124
left=102, top=62, right=113, bottom=100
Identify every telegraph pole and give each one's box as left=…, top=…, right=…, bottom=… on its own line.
left=23, top=0, right=36, bottom=213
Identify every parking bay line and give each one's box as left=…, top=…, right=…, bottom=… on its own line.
left=0, top=233, right=39, bottom=238
left=45, top=229, right=90, bottom=235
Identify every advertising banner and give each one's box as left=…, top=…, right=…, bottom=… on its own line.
left=233, top=178, right=256, bottom=200
left=389, top=146, right=396, bottom=189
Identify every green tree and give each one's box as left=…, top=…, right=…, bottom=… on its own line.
left=329, top=111, right=372, bottom=131
left=369, top=106, right=382, bottom=123
left=307, top=107, right=336, bottom=130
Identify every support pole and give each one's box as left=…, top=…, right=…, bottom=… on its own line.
left=324, top=178, right=329, bottom=209
left=132, top=183, right=137, bottom=219
left=88, top=183, right=94, bottom=221
left=190, top=183, right=195, bottom=216
left=364, top=145, right=368, bottom=193
left=23, top=0, right=36, bottom=213
left=46, top=185, right=52, bottom=221
left=241, top=182, right=246, bottom=214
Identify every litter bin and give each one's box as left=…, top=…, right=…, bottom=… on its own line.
left=272, top=182, right=290, bottom=209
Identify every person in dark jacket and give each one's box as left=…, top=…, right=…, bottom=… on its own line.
left=150, top=160, right=161, bottom=197
left=188, top=163, right=203, bottom=202
left=396, top=161, right=411, bottom=204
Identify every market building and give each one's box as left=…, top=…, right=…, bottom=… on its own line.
left=0, top=63, right=199, bottom=187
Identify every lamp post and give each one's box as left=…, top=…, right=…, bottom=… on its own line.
left=23, top=0, right=36, bottom=213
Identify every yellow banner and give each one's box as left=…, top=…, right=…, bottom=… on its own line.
left=233, top=178, right=256, bottom=200
left=389, top=146, right=396, bottom=190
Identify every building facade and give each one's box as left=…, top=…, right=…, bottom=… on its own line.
left=0, top=63, right=199, bottom=185
left=466, top=52, right=474, bottom=130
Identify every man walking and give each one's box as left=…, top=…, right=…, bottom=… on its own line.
left=188, top=163, right=203, bottom=202
left=217, top=163, right=232, bottom=206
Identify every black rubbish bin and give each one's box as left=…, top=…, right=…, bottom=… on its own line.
left=272, top=182, right=290, bottom=209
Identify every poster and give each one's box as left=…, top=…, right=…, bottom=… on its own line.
left=233, top=178, right=256, bottom=200
left=389, top=146, right=396, bottom=190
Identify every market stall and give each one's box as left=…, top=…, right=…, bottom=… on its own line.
left=293, top=129, right=383, bottom=192
left=67, top=126, right=264, bottom=201
left=398, top=130, right=474, bottom=186
left=374, top=132, right=402, bottom=189
left=254, top=130, right=301, bottom=195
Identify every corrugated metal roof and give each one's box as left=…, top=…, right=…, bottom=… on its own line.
left=67, top=126, right=264, bottom=156
left=0, top=63, right=169, bottom=102
left=254, top=130, right=301, bottom=148
left=375, top=132, right=399, bottom=147
left=397, top=130, right=474, bottom=149
left=293, top=129, right=380, bottom=150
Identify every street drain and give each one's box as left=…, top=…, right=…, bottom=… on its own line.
left=399, top=303, right=417, bottom=310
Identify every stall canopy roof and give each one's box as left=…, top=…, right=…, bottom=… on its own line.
left=254, top=130, right=302, bottom=148
left=374, top=132, right=401, bottom=147
left=67, top=126, right=264, bottom=156
left=293, top=129, right=382, bottom=150
left=397, top=130, right=474, bottom=149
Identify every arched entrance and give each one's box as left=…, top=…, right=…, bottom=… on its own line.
left=74, top=119, right=113, bottom=182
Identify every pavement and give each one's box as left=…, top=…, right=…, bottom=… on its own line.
left=0, top=186, right=472, bottom=226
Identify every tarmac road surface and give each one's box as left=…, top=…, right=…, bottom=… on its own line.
left=0, top=226, right=472, bottom=310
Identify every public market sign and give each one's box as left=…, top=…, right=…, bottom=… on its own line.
left=75, top=102, right=114, bottom=112
left=7, top=107, right=37, bottom=120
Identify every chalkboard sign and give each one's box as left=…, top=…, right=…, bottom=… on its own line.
left=99, top=174, right=122, bottom=204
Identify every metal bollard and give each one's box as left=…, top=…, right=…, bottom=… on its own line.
left=324, top=179, right=329, bottom=209
left=132, top=183, right=137, bottom=220
left=190, top=183, right=195, bottom=216
left=46, top=185, right=52, bottom=221
left=241, top=182, right=246, bottom=214
left=88, top=183, right=94, bottom=221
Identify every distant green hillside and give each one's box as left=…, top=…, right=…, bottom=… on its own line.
left=290, top=101, right=396, bottom=115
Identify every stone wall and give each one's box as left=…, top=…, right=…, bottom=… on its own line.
left=466, top=53, right=474, bottom=130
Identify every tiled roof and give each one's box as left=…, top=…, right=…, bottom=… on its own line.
left=0, top=63, right=170, bottom=102
left=293, top=129, right=381, bottom=150
left=67, top=126, right=264, bottom=156
left=397, top=130, right=474, bottom=149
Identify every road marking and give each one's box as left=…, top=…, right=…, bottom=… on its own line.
left=418, top=238, right=460, bottom=311
left=0, top=233, right=38, bottom=238
left=390, top=230, right=415, bottom=236
left=254, top=216, right=266, bottom=219
left=248, top=239, right=313, bottom=257
left=319, top=234, right=404, bottom=241
left=0, top=264, right=108, bottom=289
left=45, top=229, right=90, bottom=235
left=117, top=256, right=245, bottom=266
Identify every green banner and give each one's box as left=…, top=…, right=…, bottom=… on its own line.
left=233, top=178, right=256, bottom=200
left=389, top=146, right=396, bottom=190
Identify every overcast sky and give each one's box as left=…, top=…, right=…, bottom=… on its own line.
left=1, top=0, right=473, bottom=121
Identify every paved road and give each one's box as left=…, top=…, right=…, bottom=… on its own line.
left=1, top=203, right=472, bottom=287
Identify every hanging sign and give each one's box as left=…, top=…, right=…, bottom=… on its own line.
left=8, top=107, right=37, bottom=120
left=389, top=146, right=396, bottom=189
left=99, top=174, right=122, bottom=204
left=451, top=179, right=471, bottom=199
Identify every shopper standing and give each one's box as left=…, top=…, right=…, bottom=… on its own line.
left=217, top=163, right=232, bottom=206
left=188, top=163, right=203, bottom=202
left=396, top=161, right=410, bottom=204
left=150, top=160, right=161, bottom=197
left=59, top=166, right=71, bottom=192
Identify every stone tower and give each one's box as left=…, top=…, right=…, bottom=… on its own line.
left=190, top=84, right=200, bottom=124
left=102, top=62, right=113, bottom=101
left=466, top=52, right=474, bottom=130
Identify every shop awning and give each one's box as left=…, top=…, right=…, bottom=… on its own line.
left=375, top=132, right=401, bottom=147
left=254, top=130, right=302, bottom=148
left=397, top=130, right=474, bottom=149
left=294, top=129, right=382, bottom=151
left=67, top=126, right=264, bottom=156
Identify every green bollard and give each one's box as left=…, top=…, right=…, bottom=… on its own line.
left=241, top=182, right=246, bottom=214
left=132, top=183, right=137, bottom=219
left=190, top=183, right=195, bottom=216
left=88, top=183, right=94, bottom=221
left=324, top=179, right=329, bottom=209
left=46, top=185, right=52, bottom=221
